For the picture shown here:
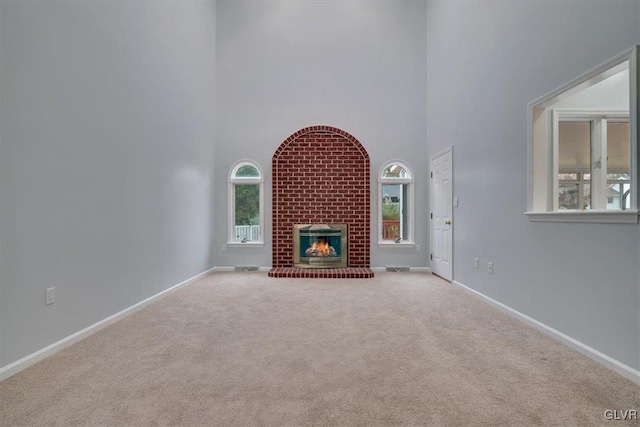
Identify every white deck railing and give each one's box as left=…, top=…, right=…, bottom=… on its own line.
left=233, top=225, right=261, bottom=241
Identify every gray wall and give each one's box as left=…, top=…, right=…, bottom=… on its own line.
left=637, top=1, right=640, bottom=372
left=427, top=0, right=640, bottom=370
left=1, top=0, right=637, bottom=377
left=0, top=0, right=216, bottom=367
left=214, top=0, right=428, bottom=269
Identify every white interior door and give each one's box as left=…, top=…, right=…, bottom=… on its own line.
left=430, top=147, right=453, bottom=281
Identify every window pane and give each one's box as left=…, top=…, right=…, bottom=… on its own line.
left=382, top=164, right=408, bottom=178
left=622, top=183, right=631, bottom=210
left=558, top=173, right=578, bottom=181
left=606, top=183, right=622, bottom=210
left=235, top=164, right=259, bottom=177
left=606, top=182, right=632, bottom=210
left=583, top=183, right=591, bottom=210
left=382, top=184, right=402, bottom=240
left=233, top=184, right=260, bottom=241
left=606, top=121, right=630, bottom=210
left=401, top=184, right=409, bottom=240
left=558, top=183, right=579, bottom=210
left=558, top=121, right=590, bottom=210
left=607, top=173, right=630, bottom=180
left=606, top=122, right=629, bottom=174
left=558, top=121, right=591, bottom=172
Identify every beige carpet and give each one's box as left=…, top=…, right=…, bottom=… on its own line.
left=0, top=272, right=638, bottom=426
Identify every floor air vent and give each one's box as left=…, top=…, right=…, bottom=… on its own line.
left=235, top=266, right=259, bottom=272
left=386, top=266, right=410, bottom=272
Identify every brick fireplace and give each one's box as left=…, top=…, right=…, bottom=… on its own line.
left=268, top=126, right=374, bottom=278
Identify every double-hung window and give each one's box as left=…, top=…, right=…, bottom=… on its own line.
left=554, top=111, right=630, bottom=211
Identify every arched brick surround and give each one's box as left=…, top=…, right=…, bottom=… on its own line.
left=270, top=126, right=371, bottom=277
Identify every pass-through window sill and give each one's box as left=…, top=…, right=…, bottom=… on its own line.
left=524, top=210, right=639, bottom=224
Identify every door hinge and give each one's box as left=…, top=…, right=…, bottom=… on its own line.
left=430, top=172, right=433, bottom=178
left=430, top=253, right=433, bottom=260
left=430, top=213, right=433, bottom=219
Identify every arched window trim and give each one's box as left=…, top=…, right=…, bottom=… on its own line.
left=378, top=159, right=416, bottom=247
left=378, top=160, right=414, bottom=184
left=228, top=160, right=264, bottom=246
left=229, top=160, right=263, bottom=183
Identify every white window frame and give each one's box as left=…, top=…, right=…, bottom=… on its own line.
left=377, top=160, right=415, bottom=247
left=552, top=110, right=630, bottom=211
left=526, top=45, right=639, bottom=223
left=227, top=160, right=264, bottom=246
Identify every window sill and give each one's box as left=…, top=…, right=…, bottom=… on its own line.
left=377, top=241, right=416, bottom=248
left=524, top=210, right=639, bottom=224
left=226, top=241, right=265, bottom=248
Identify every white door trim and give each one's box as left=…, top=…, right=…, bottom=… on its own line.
left=431, top=146, right=454, bottom=160
left=430, top=146, right=454, bottom=281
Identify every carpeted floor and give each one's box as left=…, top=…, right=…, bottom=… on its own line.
left=0, top=272, right=638, bottom=426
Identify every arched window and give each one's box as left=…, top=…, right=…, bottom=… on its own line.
left=228, top=161, right=264, bottom=245
left=378, top=160, right=415, bottom=245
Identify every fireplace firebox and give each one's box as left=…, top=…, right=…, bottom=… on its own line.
left=293, top=224, right=347, bottom=269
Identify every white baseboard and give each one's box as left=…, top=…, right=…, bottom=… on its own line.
left=452, top=280, right=640, bottom=385
left=371, top=267, right=432, bottom=273
left=211, top=266, right=236, bottom=272
left=213, top=267, right=432, bottom=273
left=0, top=268, right=215, bottom=382
left=211, top=267, right=270, bottom=272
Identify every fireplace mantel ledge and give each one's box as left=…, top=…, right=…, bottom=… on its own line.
left=377, top=241, right=416, bottom=248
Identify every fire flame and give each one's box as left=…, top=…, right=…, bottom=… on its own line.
left=310, top=240, right=331, bottom=255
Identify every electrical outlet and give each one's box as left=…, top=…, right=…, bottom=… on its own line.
left=416, top=244, right=421, bottom=252
left=46, top=287, right=56, bottom=305
left=474, top=258, right=479, bottom=269
left=488, top=262, right=494, bottom=274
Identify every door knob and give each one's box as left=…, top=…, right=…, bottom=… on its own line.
left=445, top=221, right=451, bottom=225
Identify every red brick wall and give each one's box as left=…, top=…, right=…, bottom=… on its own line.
left=272, top=126, right=370, bottom=268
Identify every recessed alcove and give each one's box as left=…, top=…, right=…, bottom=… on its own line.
left=268, top=126, right=374, bottom=278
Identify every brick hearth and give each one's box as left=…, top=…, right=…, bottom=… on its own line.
left=268, top=267, right=374, bottom=279
left=269, top=125, right=373, bottom=278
